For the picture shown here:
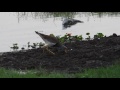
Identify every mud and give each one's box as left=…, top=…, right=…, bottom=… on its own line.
left=0, top=34, right=120, bottom=73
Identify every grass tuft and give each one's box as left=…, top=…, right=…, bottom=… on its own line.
left=0, top=64, right=120, bottom=78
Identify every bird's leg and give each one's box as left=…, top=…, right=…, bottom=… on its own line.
left=65, top=49, right=67, bottom=53
left=41, top=45, right=55, bottom=55
left=45, top=46, right=55, bottom=55
left=40, top=46, right=44, bottom=53
left=64, top=48, right=69, bottom=53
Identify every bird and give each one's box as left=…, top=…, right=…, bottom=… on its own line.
left=62, top=18, right=84, bottom=29
left=35, top=31, right=68, bottom=55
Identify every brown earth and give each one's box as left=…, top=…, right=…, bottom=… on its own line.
left=0, top=34, right=120, bottom=73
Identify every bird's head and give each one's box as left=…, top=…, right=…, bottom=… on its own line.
left=35, top=31, right=43, bottom=37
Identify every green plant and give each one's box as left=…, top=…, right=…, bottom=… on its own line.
left=94, top=33, right=104, bottom=39
left=10, top=43, right=19, bottom=51
left=97, top=33, right=104, bottom=38
left=27, top=42, right=30, bottom=49
left=9, top=32, right=107, bottom=52
left=38, top=42, right=45, bottom=48
left=58, top=34, right=69, bottom=43
left=71, top=35, right=83, bottom=41
left=86, top=32, right=91, bottom=40
left=31, top=43, right=38, bottom=49
left=58, top=33, right=83, bottom=43
left=21, top=47, right=25, bottom=50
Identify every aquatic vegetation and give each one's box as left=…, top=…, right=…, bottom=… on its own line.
left=94, top=33, right=104, bottom=39
left=9, top=33, right=107, bottom=51
left=27, top=42, right=31, bottom=49
left=86, top=32, right=91, bottom=40
left=30, top=42, right=45, bottom=49
left=10, top=43, right=19, bottom=51
left=17, top=12, right=120, bottom=21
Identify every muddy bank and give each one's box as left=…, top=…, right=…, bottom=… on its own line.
left=0, top=34, right=120, bottom=73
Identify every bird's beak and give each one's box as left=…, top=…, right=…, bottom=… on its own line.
left=35, top=31, right=39, bottom=34
left=78, top=21, right=84, bottom=23
left=80, top=21, right=84, bottom=23
left=64, top=47, right=69, bottom=53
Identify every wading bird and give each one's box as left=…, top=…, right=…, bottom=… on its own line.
left=35, top=31, right=68, bottom=55
left=62, top=18, right=83, bottom=29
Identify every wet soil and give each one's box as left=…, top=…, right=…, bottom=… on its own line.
left=0, top=34, right=120, bottom=73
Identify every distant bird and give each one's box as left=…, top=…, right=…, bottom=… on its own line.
left=35, top=31, right=68, bottom=55
left=62, top=18, right=83, bottom=29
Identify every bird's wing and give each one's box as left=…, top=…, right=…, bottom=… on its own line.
left=35, top=32, right=59, bottom=44
left=62, top=19, right=68, bottom=25
left=42, top=38, right=57, bottom=46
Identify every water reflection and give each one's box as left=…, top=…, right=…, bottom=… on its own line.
left=17, top=12, right=120, bottom=21
left=17, top=12, right=78, bottom=19
left=0, top=12, right=120, bottom=52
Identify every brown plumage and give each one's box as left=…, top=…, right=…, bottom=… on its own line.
left=35, top=31, right=67, bottom=55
